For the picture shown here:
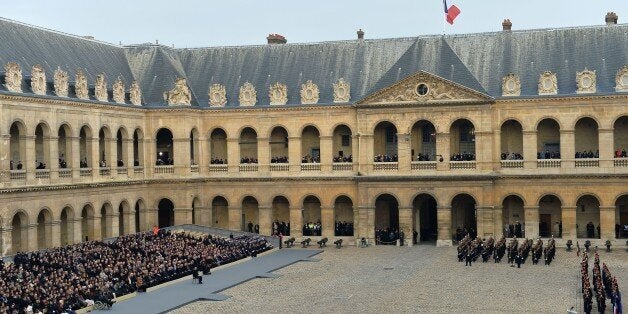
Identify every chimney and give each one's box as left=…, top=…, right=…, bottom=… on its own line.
left=606, top=12, right=618, bottom=25
left=267, top=34, right=287, bottom=44
left=357, top=29, right=365, bottom=40
left=502, top=19, right=512, bottom=31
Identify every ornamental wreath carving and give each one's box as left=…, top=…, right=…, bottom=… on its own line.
left=615, top=65, right=628, bottom=92
left=75, top=69, right=89, bottom=100
left=54, top=67, right=68, bottom=97
left=209, top=83, right=227, bottom=107
left=269, top=82, right=288, bottom=105
left=31, top=64, right=46, bottom=95
left=4, top=62, right=22, bottom=93
left=576, top=69, right=596, bottom=94
left=239, top=82, right=257, bottom=106
left=112, top=76, right=125, bottom=103
left=129, top=81, right=142, bottom=105
left=95, top=73, right=108, bottom=101
left=538, top=71, right=557, bottom=95
left=165, top=77, right=191, bottom=105
left=300, top=80, right=319, bottom=104
left=333, top=78, right=351, bottom=103
left=501, top=73, right=521, bottom=97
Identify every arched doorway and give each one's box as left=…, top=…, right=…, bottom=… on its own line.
left=212, top=196, right=229, bottom=228
left=156, top=128, right=173, bottom=165
left=100, top=203, right=114, bottom=238
left=60, top=206, right=74, bottom=246
left=81, top=205, right=95, bottom=242
left=373, top=122, right=398, bottom=161
left=303, top=196, right=322, bottom=236
left=616, top=195, right=628, bottom=238
left=37, top=208, right=53, bottom=249
left=411, top=120, right=436, bottom=161
left=502, top=195, right=524, bottom=238
left=538, top=195, right=562, bottom=237
left=375, top=194, right=399, bottom=244
left=239, top=127, right=258, bottom=164
left=242, top=196, right=259, bottom=233
left=11, top=212, right=29, bottom=254
left=449, top=119, right=475, bottom=161
left=79, top=125, right=92, bottom=168
left=334, top=196, right=353, bottom=236
left=58, top=124, right=72, bottom=169
left=134, top=199, right=144, bottom=232
left=413, top=194, right=437, bottom=243
left=210, top=128, right=228, bottom=164
left=270, top=127, right=289, bottom=163
left=158, top=198, right=175, bottom=228
left=576, top=195, right=600, bottom=239
left=35, top=123, right=50, bottom=169
left=272, top=196, right=290, bottom=236
left=119, top=200, right=132, bottom=236
left=574, top=118, right=599, bottom=158
left=133, top=128, right=144, bottom=167
left=301, top=126, right=320, bottom=163
left=613, top=116, right=627, bottom=157
left=9, top=121, right=26, bottom=169
left=332, top=125, right=352, bottom=162
left=537, top=119, right=560, bottom=159
left=500, top=120, right=523, bottom=160
left=451, top=194, right=476, bottom=240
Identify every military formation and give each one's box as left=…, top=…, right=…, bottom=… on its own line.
left=457, top=235, right=556, bottom=267
left=580, top=250, right=623, bottom=314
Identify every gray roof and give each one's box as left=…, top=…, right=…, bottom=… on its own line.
left=0, top=16, right=626, bottom=107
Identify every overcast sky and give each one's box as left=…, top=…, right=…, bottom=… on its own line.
left=2, top=0, right=626, bottom=47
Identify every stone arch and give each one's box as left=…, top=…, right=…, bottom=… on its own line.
left=374, top=193, right=399, bottom=244
left=536, top=118, right=561, bottom=158
left=451, top=193, right=477, bottom=240
left=34, top=122, right=51, bottom=167
left=239, top=127, right=258, bottom=163
left=59, top=206, right=75, bottom=246
left=134, top=198, right=146, bottom=232
left=80, top=204, right=95, bottom=242
left=412, top=193, right=438, bottom=242
left=410, top=119, right=437, bottom=161
left=576, top=194, right=600, bottom=239
left=36, top=208, right=53, bottom=249
left=79, top=125, right=93, bottom=168
left=10, top=211, right=29, bottom=254
left=613, top=116, right=628, bottom=157
left=302, top=195, right=322, bottom=236
left=332, top=124, right=353, bottom=162
left=301, top=125, right=321, bottom=163
left=538, top=194, right=562, bottom=238
left=118, top=199, right=132, bottom=236
left=271, top=195, right=290, bottom=236
left=242, top=196, right=259, bottom=233
left=333, top=195, right=354, bottom=236
left=449, top=119, right=475, bottom=160
left=269, top=126, right=289, bottom=162
left=615, top=194, right=628, bottom=239
left=116, top=127, right=129, bottom=167
left=58, top=123, right=73, bottom=168
left=157, top=198, right=175, bottom=228
left=100, top=202, right=114, bottom=238
left=155, top=128, right=174, bottom=165
left=574, top=117, right=599, bottom=157
left=211, top=196, right=229, bottom=229
left=9, top=120, right=27, bottom=167
left=267, top=124, right=290, bottom=138
left=98, top=126, right=113, bottom=166
left=500, top=119, right=523, bottom=159
left=502, top=194, right=525, bottom=238
left=209, top=127, right=228, bottom=163
left=192, top=196, right=202, bottom=225
left=373, top=121, right=398, bottom=159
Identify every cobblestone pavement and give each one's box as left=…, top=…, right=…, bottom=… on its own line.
left=172, top=245, right=628, bottom=313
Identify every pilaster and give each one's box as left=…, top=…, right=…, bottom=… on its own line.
left=229, top=206, right=243, bottom=231
left=560, top=129, right=575, bottom=168
left=320, top=206, right=334, bottom=238
left=174, top=207, right=193, bottom=225
left=258, top=205, right=272, bottom=235
left=358, top=134, right=373, bottom=174
left=476, top=206, right=495, bottom=237
left=524, top=206, right=540, bottom=238
left=173, top=137, right=190, bottom=175
left=522, top=130, right=537, bottom=169
left=561, top=206, right=577, bottom=239
left=227, top=138, right=239, bottom=173
left=599, top=206, right=616, bottom=240
left=598, top=129, right=614, bottom=168
left=398, top=206, right=413, bottom=246
left=436, top=206, right=452, bottom=246
left=435, top=132, right=450, bottom=171
left=257, top=137, right=270, bottom=172
left=289, top=206, right=303, bottom=238
left=320, top=136, right=333, bottom=172
left=288, top=136, right=301, bottom=172
left=397, top=133, right=411, bottom=172
left=50, top=220, right=61, bottom=248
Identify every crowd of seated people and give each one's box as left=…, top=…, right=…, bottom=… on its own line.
left=240, top=157, right=258, bottom=164
left=301, top=155, right=320, bottom=163
left=537, top=151, right=561, bottom=159
left=0, top=230, right=271, bottom=313
left=335, top=221, right=353, bottom=236
left=575, top=150, right=599, bottom=159
left=450, top=152, right=475, bottom=161
left=272, top=220, right=290, bottom=236
left=615, top=148, right=627, bottom=158
left=374, top=154, right=398, bottom=162
left=155, top=158, right=173, bottom=165
left=35, top=161, right=47, bottom=170
left=415, top=153, right=431, bottom=161
left=303, top=221, right=321, bottom=236
left=210, top=157, right=227, bottom=164
left=375, top=228, right=400, bottom=245
left=271, top=156, right=288, bottom=163
left=333, top=154, right=352, bottom=162
left=501, top=152, right=523, bottom=160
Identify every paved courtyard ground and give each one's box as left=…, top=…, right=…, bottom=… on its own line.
left=172, top=244, right=627, bottom=314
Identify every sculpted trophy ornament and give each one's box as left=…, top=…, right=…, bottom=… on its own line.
left=576, top=69, right=596, bottom=94
left=95, top=73, right=108, bottom=101
left=54, top=67, right=69, bottom=97
left=209, top=83, right=227, bottom=107
left=4, top=62, right=22, bottom=93
left=615, top=65, right=628, bottom=92
left=501, top=73, right=521, bottom=97
left=300, top=80, right=319, bottom=104
left=269, top=82, right=288, bottom=105
left=129, top=80, right=142, bottom=105
left=112, top=76, right=125, bottom=103
left=239, top=82, right=257, bottom=106
left=165, top=77, right=191, bottom=105
left=538, top=71, right=558, bottom=95
left=333, top=78, right=351, bottom=103
left=31, top=64, right=47, bottom=95
left=75, top=69, right=89, bottom=100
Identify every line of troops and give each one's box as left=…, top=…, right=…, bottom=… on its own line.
left=580, top=251, right=623, bottom=314
left=457, top=235, right=556, bottom=267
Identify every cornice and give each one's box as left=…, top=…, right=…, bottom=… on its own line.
left=494, top=92, right=628, bottom=104
left=0, top=92, right=145, bottom=113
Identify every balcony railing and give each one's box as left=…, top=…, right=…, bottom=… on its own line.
left=450, top=161, right=476, bottom=170
left=154, top=165, right=174, bottom=174
left=270, top=164, right=290, bottom=172
left=575, top=158, right=599, bottom=168
left=301, top=163, right=321, bottom=171
left=10, top=170, right=26, bottom=180
left=373, top=162, right=398, bottom=171
left=411, top=161, right=437, bottom=170
left=537, top=159, right=561, bottom=168
left=332, top=162, right=353, bottom=171
left=35, top=169, right=50, bottom=179
left=239, top=164, right=258, bottom=172
left=79, top=168, right=92, bottom=177
left=190, top=164, right=199, bottom=173
left=99, top=167, right=111, bottom=176
left=500, top=160, right=524, bottom=169
left=59, top=168, right=72, bottom=178
left=116, top=167, right=128, bottom=175
left=209, top=164, right=228, bottom=172
left=614, top=158, right=628, bottom=167
left=133, top=166, right=144, bottom=174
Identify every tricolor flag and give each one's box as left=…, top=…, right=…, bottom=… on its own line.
left=443, top=0, right=461, bottom=25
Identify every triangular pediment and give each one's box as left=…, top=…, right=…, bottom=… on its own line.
left=358, top=71, right=493, bottom=105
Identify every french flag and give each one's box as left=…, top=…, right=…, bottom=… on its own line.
left=443, top=0, right=461, bottom=25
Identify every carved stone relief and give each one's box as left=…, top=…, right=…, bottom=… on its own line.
left=576, top=69, right=596, bottom=94
left=4, top=62, right=22, bottom=93
left=54, top=67, right=69, bottom=97
left=239, top=82, right=257, bottom=106
left=75, top=69, right=89, bottom=100
left=538, top=71, right=557, bottom=95
left=129, top=81, right=142, bottom=105
left=269, top=82, right=288, bottom=105
left=95, top=73, right=108, bottom=101
left=300, top=80, right=319, bottom=104
left=501, top=73, right=521, bottom=97
left=112, top=76, right=125, bottom=103
left=165, top=77, right=191, bottom=105
left=31, top=64, right=47, bottom=95
left=209, top=83, right=227, bottom=107
left=333, top=78, right=351, bottom=103
left=615, top=65, right=628, bottom=92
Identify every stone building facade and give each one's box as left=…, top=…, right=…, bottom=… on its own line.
left=0, top=16, right=626, bottom=254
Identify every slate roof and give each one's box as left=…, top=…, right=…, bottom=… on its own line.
left=0, top=16, right=626, bottom=107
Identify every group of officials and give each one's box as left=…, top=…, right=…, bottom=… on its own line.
left=457, top=235, right=556, bottom=267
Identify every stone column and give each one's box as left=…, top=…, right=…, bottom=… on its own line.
left=288, top=136, right=301, bottom=172
left=357, top=205, right=375, bottom=242
left=522, top=130, right=538, bottom=169
left=358, top=134, right=373, bottom=174
left=143, top=138, right=154, bottom=177
left=48, top=136, right=59, bottom=181
left=108, top=213, right=120, bottom=238
left=194, top=206, right=211, bottom=227
left=436, top=206, right=452, bottom=246
left=320, top=135, right=333, bottom=172
left=436, top=132, right=450, bottom=171
left=173, top=138, right=191, bottom=175
left=289, top=206, right=303, bottom=238
left=351, top=134, right=360, bottom=171
left=476, top=206, right=494, bottom=237
left=229, top=206, right=242, bottom=231
left=174, top=207, right=193, bottom=225
left=124, top=138, right=134, bottom=178
left=560, top=130, right=575, bottom=168
left=0, top=134, right=10, bottom=184
left=25, top=135, right=36, bottom=182
left=50, top=220, right=61, bottom=248
left=493, top=206, right=504, bottom=238
left=0, top=226, right=10, bottom=255
left=144, top=208, right=158, bottom=232
left=474, top=132, right=492, bottom=171
left=320, top=206, right=334, bottom=238
left=27, top=224, right=38, bottom=251
left=70, top=136, right=81, bottom=179
left=89, top=138, right=99, bottom=180
left=72, top=218, right=82, bottom=244
left=524, top=206, right=539, bottom=239
left=124, top=210, right=136, bottom=234
left=561, top=206, right=577, bottom=239
left=107, top=138, right=117, bottom=179
left=258, top=205, right=272, bottom=235
left=197, top=136, right=209, bottom=175
left=257, top=137, right=270, bottom=172
left=397, top=133, right=411, bottom=172
left=398, top=206, right=413, bottom=246
left=598, top=129, right=614, bottom=168
left=493, top=129, right=501, bottom=170
left=227, top=137, right=239, bottom=173
left=599, top=206, right=616, bottom=240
